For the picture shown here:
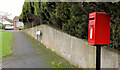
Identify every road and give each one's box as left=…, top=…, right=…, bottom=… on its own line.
left=2, top=31, right=49, bottom=68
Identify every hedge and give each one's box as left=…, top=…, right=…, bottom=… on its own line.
left=19, top=2, right=120, bottom=45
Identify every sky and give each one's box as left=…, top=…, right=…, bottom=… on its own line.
left=0, top=0, right=25, bottom=19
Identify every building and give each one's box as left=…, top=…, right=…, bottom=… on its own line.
left=0, top=16, right=13, bottom=25
left=1, top=17, right=13, bottom=26
left=13, top=16, right=24, bottom=30
left=13, top=16, right=19, bottom=30
left=4, top=17, right=13, bottom=23
left=3, top=20, right=13, bottom=25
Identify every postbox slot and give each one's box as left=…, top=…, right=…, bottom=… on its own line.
left=89, top=18, right=94, bottom=20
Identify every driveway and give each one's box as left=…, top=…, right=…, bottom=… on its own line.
left=2, top=31, right=49, bottom=68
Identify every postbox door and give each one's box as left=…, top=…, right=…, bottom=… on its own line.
left=88, top=17, right=95, bottom=45
left=89, top=25, right=94, bottom=40
left=90, top=26, right=93, bottom=39
left=88, top=24, right=95, bottom=45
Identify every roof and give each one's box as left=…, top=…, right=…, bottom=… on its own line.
left=3, top=20, right=12, bottom=25
left=4, top=17, right=13, bottom=23
left=13, top=16, right=19, bottom=21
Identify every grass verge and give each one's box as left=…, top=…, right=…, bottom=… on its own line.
left=0, top=32, right=13, bottom=59
left=0, top=29, right=5, bottom=31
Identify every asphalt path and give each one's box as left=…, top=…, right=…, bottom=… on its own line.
left=2, top=31, right=49, bottom=68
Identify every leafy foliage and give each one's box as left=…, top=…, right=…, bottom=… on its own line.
left=19, top=2, right=120, bottom=45
left=0, top=25, right=5, bottom=29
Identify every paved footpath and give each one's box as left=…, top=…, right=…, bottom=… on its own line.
left=2, top=31, right=49, bottom=68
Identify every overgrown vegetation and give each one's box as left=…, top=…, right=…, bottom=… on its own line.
left=19, top=2, right=120, bottom=45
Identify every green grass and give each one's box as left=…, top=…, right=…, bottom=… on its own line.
left=0, top=29, right=5, bottom=31
left=0, top=32, right=13, bottom=59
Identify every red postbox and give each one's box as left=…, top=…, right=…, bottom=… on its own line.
left=88, top=12, right=111, bottom=45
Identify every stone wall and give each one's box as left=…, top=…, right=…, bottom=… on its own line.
left=24, top=25, right=119, bottom=68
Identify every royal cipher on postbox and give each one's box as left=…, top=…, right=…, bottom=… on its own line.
left=88, top=12, right=111, bottom=45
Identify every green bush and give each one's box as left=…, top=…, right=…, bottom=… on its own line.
left=0, top=25, right=5, bottom=29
